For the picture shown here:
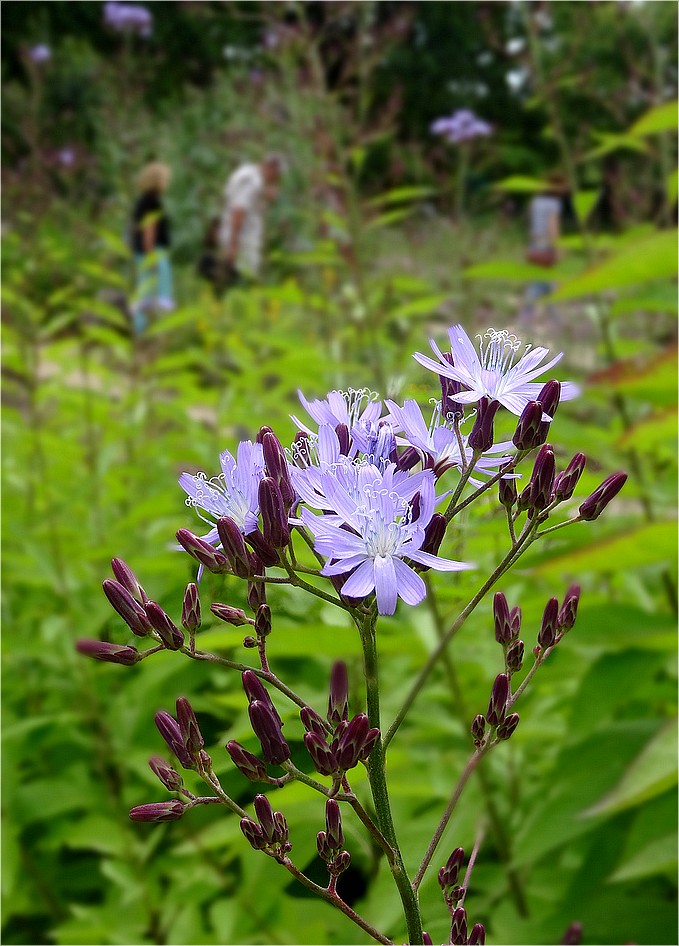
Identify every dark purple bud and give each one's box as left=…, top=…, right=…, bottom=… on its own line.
left=468, top=397, right=500, bottom=452
left=249, top=701, right=290, bottom=766
left=245, top=528, right=280, bottom=567
left=256, top=425, right=274, bottom=444
left=328, top=661, right=349, bottom=726
left=512, top=400, right=544, bottom=450
left=331, top=850, right=351, bottom=874
left=226, top=740, right=269, bottom=782
left=181, top=583, right=201, bottom=633
left=471, top=714, right=486, bottom=745
left=395, top=445, right=421, bottom=472
left=76, top=638, right=140, bottom=666
left=421, top=513, right=447, bottom=560
left=486, top=673, right=510, bottom=728
left=240, top=816, right=267, bottom=850
left=422, top=933, right=433, bottom=946
left=493, top=592, right=513, bottom=644
left=553, top=453, right=586, bottom=502
left=335, top=713, right=370, bottom=770
left=579, top=471, right=628, bottom=520
left=243, top=635, right=258, bottom=648
left=506, top=639, right=524, bottom=674
left=560, top=921, right=583, bottom=945
left=468, top=923, right=486, bottom=945
left=262, top=431, right=287, bottom=483
left=102, top=579, right=152, bottom=637
left=247, top=576, right=267, bottom=610
left=216, top=517, right=252, bottom=579
left=129, top=801, right=185, bottom=822
left=242, top=671, right=283, bottom=723
left=335, top=423, right=351, bottom=456
left=358, top=727, right=380, bottom=762
left=273, top=810, right=289, bottom=843
left=529, top=443, right=556, bottom=512
left=145, top=601, right=185, bottom=651
left=450, top=906, right=468, bottom=945
left=498, top=472, right=518, bottom=509
left=255, top=604, right=272, bottom=637
left=253, top=793, right=277, bottom=842
left=496, top=712, right=520, bottom=741
left=149, top=755, right=183, bottom=792
left=300, top=705, right=327, bottom=737
left=558, top=584, right=581, bottom=632
left=211, top=602, right=251, bottom=626
left=317, top=830, right=330, bottom=861
left=537, top=378, right=561, bottom=418
left=154, top=711, right=194, bottom=768
left=304, top=731, right=338, bottom=776
left=438, top=847, right=465, bottom=889
left=176, top=529, right=230, bottom=573
left=509, top=606, right=522, bottom=638
left=409, top=492, right=422, bottom=523
left=259, top=477, right=290, bottom=549
left=440, top=353, right=465, bottom=417
left=516, top=480, right=534, bottom=513
left=293, top=430, right=312, bottom=466
left=176, top=696, right=204, bottom=756
left=538, top=597, right=559, bottom=649
left=325, top=798, right=344, bottom=849
left=111, top=557, right=147, bottom=603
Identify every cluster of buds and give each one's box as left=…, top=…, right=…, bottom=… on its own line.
left=316, top=799, right=351, bottom=880
left=493, top=592, right=524, bottom=676
left=472, top=673, right=520, bottom=747
left=535, top=584, right=581, bottom=655
left=240, top=794, right=291, bottom=863
left=240, top=670, right=290, bottom=767
left=450, top=908, right=486, bottom=946
left=302, top=662, right=380, bottom=785
left=437, top=848, right=486, bottom=945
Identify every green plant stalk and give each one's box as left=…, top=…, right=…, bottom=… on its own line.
left=359, top=613, right=424, bottom=944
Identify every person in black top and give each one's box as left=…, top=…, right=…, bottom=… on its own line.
left=130, top=161, right=174, bottom=333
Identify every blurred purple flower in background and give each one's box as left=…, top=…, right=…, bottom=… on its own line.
left=103, top=2, right=153, bottom=37
left=57, top=148, right=76, bottom=167
left=28, top=44, right=51, bottom=63
left=431, top=109, right=492, bottom=144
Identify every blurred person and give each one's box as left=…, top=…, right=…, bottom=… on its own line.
left=216, top=153, right=285, bottom=287
left=520, top=174, right=567, bottom=325
left=130, top=161, right=174, bottom=334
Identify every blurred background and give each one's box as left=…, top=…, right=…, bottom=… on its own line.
left=2, top=2, right=677, bottom=944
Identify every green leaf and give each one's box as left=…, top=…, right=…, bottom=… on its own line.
left=583, top=131, right=649, bottom=161
left=618, top=407, right=676, bottom=457
left=609, top=833, right=678, bottom=882
left=573, top=189, right=599, bottom=226
left=667, top=168, right=678, bottom=206
left=550, top=229, right=678, bottom=300
left=609, top=282, right=677, bottom=317
left=629, top=100, right=679, bottom=137
left=492, top=175, right=549, bottom=193
left=366, top=185, right=436, bottom=208
left=584, top=719, right=678, bottom=816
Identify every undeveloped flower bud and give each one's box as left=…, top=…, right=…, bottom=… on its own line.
left=506, top=639, right=524, bottom=674
left=578, top=472, right=627, bottom=520
left=468, top=397, right=500, bottom=452
left=176, top=528, right=230, bottom=573
left=242, top=671, right=283, bottom=725
left=304, top=731, right=338, bottom=776
left=226, top=740, right=269, bottom=782
left=102, top=579, right=152, bottom=636
left=560, top=922, right=583, bottom=945
left=558, top=584, right=581, bottom=632
left=493, top=592, right=513, bottom=644
left=211, top=602, right=251, bottom=626
left=358, top=727, right=380, bottom=762
left=154, top=711, right=194, bottom=769
left=149, top=755, right=183, bottom=792
left=334, top=713, right=370, bottom=771
left=468, top=923, right=486, bottom=945
left=145, top=601, right=185, bottom=651
left=529, top=443, right=556, bottom=512
left=217, top=517, right=252, bottom=579
left=512, top=400, right=544, bottom=450
left=176, top=696, right=204, bottom=757
left=538, top=597, right=559, bottom=649
left=245, top=528, right=280, bottom=567
left=536, top=379, right=561, bottom=441
left=471, top=714, right=486, bottom=745
left=498, top=472, right=518, bottom=508
left=486, top=673, right=510, bottom=728
left=300, top=705, right=327, bottom=737
left=553, top=453, right=586, bottom=502
left=181, top=583, right=201, bottom=633
left=509, top=606, right=522, bottom=639
left=240, top=816, right=267, bottom=850
left=450, top=906, right=468, bottom=945
left=254, top=793, right=277, bottom=842
left=111, top=557, right=147, bottom=603
left=440, top=354, right=465, bottom=418
left=335, top=423, right=351, bottom=456
left=438, top=847, right=465, bottom=891
left=262, top=432, right=295, bottom=511
left=396, top=446, right=421, bottom=472
left=76, top=639, right=140, bottom=666
left=421, top=513, right=447, bottom=559
left=422, top=933, right=433, bottom=946
left=496, top=712, right=520, bottom=741
left=249, top=701, right=290, bottom=766
left=254, top=604, right=271, bottom=637
left=129, top=801, right=185, bottom=822
left=327, top=661, right=349, bottom=726
left=247, top=575, right=267, bottom=610
left=259, top=477, right=290, bottom=549
left=325, top=798, right=344, bottom=850
left=331, top=850, right=351, bottom=875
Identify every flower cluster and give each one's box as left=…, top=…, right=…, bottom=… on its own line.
left=28, top=44, right=51, bottom=64
left=431, top=109, right=492, bottom=144
left=103, top=1, right=152, bottom=37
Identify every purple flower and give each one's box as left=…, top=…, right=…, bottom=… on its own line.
left=291, top=388, right=383, bottom=437
left=28, top=44, right=51, bottom=64
left=103, top=2, right=152, bottom=37
left=430, top=109, right=492, bottom=144
left=301, top=470, right=472, bottom=615
left=413, top=325, right=579, bottom=417
left=179, top=441, right=265, bottom=544
left=56, top=148, right=75, bottom=167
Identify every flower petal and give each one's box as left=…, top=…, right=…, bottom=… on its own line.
left=407, top=549, right=475, bottom=572
left=340, top=559, right=376, bottom=598
left=373, top=555, right=398, bottom=615
left=392, top=558, right=426, bottom=606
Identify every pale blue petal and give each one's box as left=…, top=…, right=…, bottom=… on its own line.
left=373, top=555, right=398, bottom=615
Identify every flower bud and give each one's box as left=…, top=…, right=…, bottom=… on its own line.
left=498, top=472, right=518, bottom=509
left=304, top=731, right=338, bottom=776
left=529, top=443, right=556, bottom=512
left=102, top=579, right=152, bottom=637
left=259, top=477, right=290, bottom=549
left=358, top=727, right=380, bottom=762
left=76, top=638, right=140, bottom=666
left=211, top=602, right=251, bottom=626
left=471, top=714, right=486, bottom=745
left=273, top=810, right=289, bottom=844
left=506, top=639, right=524, bottom=674
left=335, top=423, right=351, bottom=456
left=512, top=400, right=544, bottom=450
left=254, top=793, right=277, bottom=842
left=181, top=583, right=201, bottom=633
left=176, top=696, right=204, bottom=757
left=249, top=700, right=290, bottom=766
left=176, top=529, right=229, bottom=573
left=538, top=597, right=559, bottom=649
left=331, top=850, right=351, bottom=875
left=242, top=671, right=283, bottom=724
left=561, top=922, right=583, bottom=945
left=245, top=528, right=280, bottom=567
left=395, top=446, right=421, bottom=472
left=468, top=397, right=500, bottom=452
left=129, top=801, right=185, bottom=822
left=325, top=798, right=344, bottom=850
left=536, top=379, right=561, bottom=441
left=247, top=575, right=267, bottom=610
left=154, top=711, right=194, bottom=768
left=149, top=755, right=183, bottom=792
left=216, top=517, right=252, bottom=579
left=255, top=604, right=272, bottom=637
left=145, top=601, right=185, bottom=651
left=226, top=740, right=269, bottom=782
left=509, top=606, right=522, bottom=638
left=422, top=934, right=433, bottom=946
left=496, top=712, right=520, bottom=741
left=327, top=661, right=349, bottom=726
left=262, top=432, right=295, bottom=511
left=553, top=453, right=586, bottom=502
left=486, top=673, right=510, bottom=728
left=420, top=513, right=447, bottom=560
left=240, top=816, right=267, bottom=850
left=440, top=354, right=465, bottom=417
left=300, top=705, right=327, bottom=737
left=438, top=847, right=465, bottom=890
left=558, top=584, right=581, bottom=632
left=450, top=906, right=468, bottom=945
left=493, top=592, right=513, bottom=644
left=468, top=923, right=486, bottom=945
left=317, top=830, right=330, bottom=861
left=579, top=471, right=627, bottom=520
left=111, top=558, right=147, bottom=603
left=334, top=713, right=370, bottom=771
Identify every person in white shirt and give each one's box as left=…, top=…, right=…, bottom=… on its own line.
left=217, top=153, right=284, bottom=281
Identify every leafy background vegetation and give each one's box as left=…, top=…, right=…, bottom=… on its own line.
left=2, top=2, right=677, bottom=944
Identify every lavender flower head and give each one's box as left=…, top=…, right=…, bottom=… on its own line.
left=291, top=388, right=382, bottom=437
left=414, top=325, right=579, bottom=417
left=103, top=1, right=152, bottom=37
left=28, top=44, right=51, bottom=63
left=431, top=109, right=492, bottom=144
